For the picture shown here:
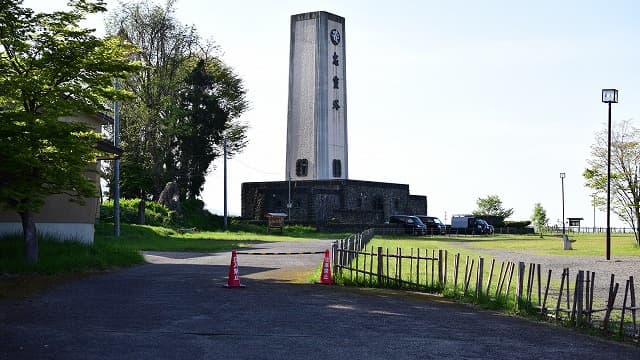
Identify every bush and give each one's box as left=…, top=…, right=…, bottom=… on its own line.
left=100, top=199, right=177, bottom=227
left=100, top=198, right=231, bottom=231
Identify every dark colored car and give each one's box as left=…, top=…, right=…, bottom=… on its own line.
left=415, top=215, right=446, bottom=235
left=387, top=215, right=427, bottom=235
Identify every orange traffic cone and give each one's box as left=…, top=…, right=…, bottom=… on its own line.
left=318, top=249, right=332, bottom=285
left=224, top=250, right=245, bottom=288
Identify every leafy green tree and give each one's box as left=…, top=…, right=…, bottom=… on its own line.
left=175, top=58, right=247, bottom=200
left=531, top=203, right=548, bottom=238
left=473, top=195, right=514, bottom=218
left=584, top=119, right=640, bottom=246
left=105, top=1, right=248, bottom=214
left=105, top=0, right=199, bottom=207
left=0, top=0, right=139, bottom=263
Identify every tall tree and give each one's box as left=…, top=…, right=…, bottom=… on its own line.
left=106, top=0, right=200, bottom=205
left=106, top=0, right=248, bottom=212
left=584, top=119, right=640, bottom=246
left=0, top=0, right=139, bottom=263
left=175, top=58, right=247, bottom=200
left=473, top=195, right=514, bottom=218
left=531, top=203, right=548, bottom=238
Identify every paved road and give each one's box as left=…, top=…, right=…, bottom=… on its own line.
left=1, top=240, right=639, bottom=359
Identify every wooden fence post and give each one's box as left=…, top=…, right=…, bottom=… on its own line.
left=377, top=246, right=383, bottom=286
left=620, top=278, right=630, bottom=337
left=603, top=274, right=618, bottom=334
left=416, top=248, right=421, bottom=287
left=397, top=247, right=402, bottom=287
left=556, top=269, right=567, bottom=320
left=369, top=247, right=374, bottom=286
left=438, top=249, right=444, bottom=286
left=463, top=256, right=469, bottom=293
left=572, top=271, right=584, bottom=326
left=386, top=248, right=390, bottom=286
left=516, top=262, right=525, bottom=308
left=630, top=276, right=637, bottom=336
left=464, top=259, right=475, bottom=296
left=409, top=248, right=414, bottom=285
left=565, top=268, right=571, bottom=311
left=332, top=241, right=338, bottom=279
left=542, top=269, right=552, bottom=315
left=486, top=258, right=495, bottom=296
left=453, top=253, right=459, bottom=289
left=525, top=263, right=534, bottom=304
left=431, top=249, right=435, bottom=286
left=495, top=261, right=505, bottom=298
left=354, top=245, right=359, bottom=283
left=536, top=264, right=541, bottom=307
left=588, top=271, right=595, bottom=324
left=444, top=250, right=448, bottom=286
left=476, top=257, right=484, bottom=299
left=505, top=262, right=514, bottom=300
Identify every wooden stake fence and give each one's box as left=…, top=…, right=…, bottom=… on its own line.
left=333, top=230, right=639, bottom=338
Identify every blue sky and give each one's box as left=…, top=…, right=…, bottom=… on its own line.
left=27, top=0, right=640, bottom=227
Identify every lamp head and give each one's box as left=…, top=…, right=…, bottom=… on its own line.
left=602, top=89, right=618, bottom=103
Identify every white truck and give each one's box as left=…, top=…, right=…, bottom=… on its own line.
left=450, top=215, right=493, bottom=235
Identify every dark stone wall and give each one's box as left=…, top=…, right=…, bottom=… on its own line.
left=408, top=195, right=428, bottom=215
left=241, top=179, right=427, bottom=225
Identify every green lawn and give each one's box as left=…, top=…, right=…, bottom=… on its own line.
left=0, top=223, right=344, bottom=275
left=447, top=232, right=639, bottom=256
left=369, top=233, right=639, bottom=257
left=340, top=232, right=640, bottom=312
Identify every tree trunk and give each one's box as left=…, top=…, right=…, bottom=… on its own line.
left=19, top=210, right=38, bottom=264
left=138, top=198, right=146, bottom=225
left=635, top=208, right=640, bottom=247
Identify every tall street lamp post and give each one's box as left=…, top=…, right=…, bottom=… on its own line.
left=560, top=172, right=566, bottom=235
left=592, top=193, right=597, bottom=233
left=602, top=88, right=618, bottom=261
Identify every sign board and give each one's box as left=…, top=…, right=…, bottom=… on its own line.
left=567, top=218, right=583, bottom=227
left=266, top=212, right=287, bottom=232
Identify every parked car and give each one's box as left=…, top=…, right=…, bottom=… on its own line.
left=387, top=215, right=427, bottom=235
left=477, top=219, right=494, bottom=235
left=415, top=215, right=446, bottom=235
left=451, top=215, right=492, bottom=235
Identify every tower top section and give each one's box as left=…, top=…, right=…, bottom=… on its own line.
left=285, top=11, right=348, bottom=181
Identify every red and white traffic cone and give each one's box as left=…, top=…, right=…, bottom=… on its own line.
left=224, top=250, right=245, bottom=288
left=318, top=249, right=332, bottom=285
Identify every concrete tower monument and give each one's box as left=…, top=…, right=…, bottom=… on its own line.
left=286, top=11, right=348, bottom=181
left=241, top=11, right=427, bottom=226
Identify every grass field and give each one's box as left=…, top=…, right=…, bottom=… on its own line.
left=0, top=223, right=344, bottom=275
left=338, top=232, right=640, bottom=314
left=369, top=232, right=639, bottom=257
left=461, top=232, right=640, bottom=256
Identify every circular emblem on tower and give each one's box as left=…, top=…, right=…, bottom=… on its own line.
left=330, top=29, right=341, bottom=45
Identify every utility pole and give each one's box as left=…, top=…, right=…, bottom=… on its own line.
left=560, top=172, right=566, bottom=235
left=113, top=79, right=121, bottom=237
left=592, top=193, right=596, bottom=233
left=287, top=172, right=292, bottom=222
left=223, top=136, right=228, bottom=230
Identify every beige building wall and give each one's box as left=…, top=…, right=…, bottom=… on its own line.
left=0, top=114, right=107, bottom=244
